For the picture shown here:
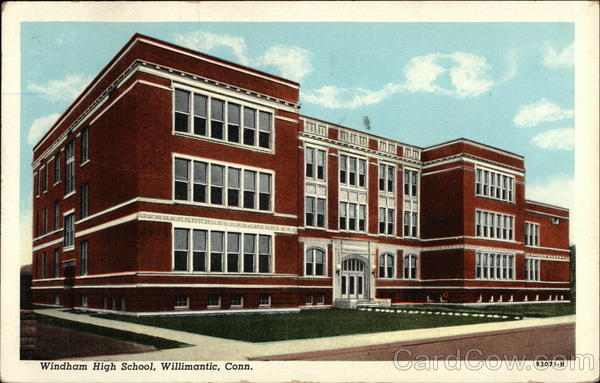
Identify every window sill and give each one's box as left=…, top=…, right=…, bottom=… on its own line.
left=258, top=304, right=271, bottom=308
left=64, top=191, right=76, bottom=200
left=53, top=181, right=61, bottom=187
left=80, top=159, right=90, bottom=167
left=174, top=306, right=190, bottom=310
left=230, top=305, right=244, bottom=309
left=63, top=246, right=75, bottom=253
left=207, top=305, right=221, bottom=310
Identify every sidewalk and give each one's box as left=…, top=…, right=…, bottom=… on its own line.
left=35, top=308, right=575, bottom=361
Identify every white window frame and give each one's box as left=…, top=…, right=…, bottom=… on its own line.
left=475, top=166, right=515, bottom=203
left=80, top=240, right=88, bottom=276
left=65, top=140, right=75, bottom=195
left=339, top=153, right=367, bottom=188
left=475, top=251, right=515, bottom=280
left=259, top=294, right=271, bottom=307
left=63, top=211, right=75, bottom=251
left=525, top=221, right=540, bottom=246
left=207, top=294, right=221, bottom=309
left=403, top=253, right=418, bottom=280
left=305, top=196, right=326, bottom=229
left=81, top=126, right=89, bottom=164
left=174, top=294, right=189, bottom=310
left=305, top=247, right=327, bottom=277
left=172, top=226, right=273, bottom=274
left=80, top=295, right=88, bottom=308
left=53, top=152, right=61, bottom=185
left=305, top=146, right=327, bottom=181
left=475, top=209, right=514, bottom=241
left=230, top=294, right=244, bottom=308
left=172, top=86, right=275, bottom=152
left=525, top=258, right=541, bottom=281
left=173, top=154, right=274, bottom=213
left=379, top=252, right=395, bottom=279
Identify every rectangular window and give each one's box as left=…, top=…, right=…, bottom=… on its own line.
left=358, top=204, right=366, bottom=231
left=348, top=203, right=356, bottom=230
left=193, top=229, right=207, bottom=272
left=259, top=294, right=271, bottom=306
left=80, top=183, right=89, bottom=219
left=210, top=164, right=224, bottom=205
left=174, top=294, right=189, bottom=309
left=227, top=233, right=240, bottom=273
left=210, top=98, right=224, bottom=139
left=193, top=94, right=207, bottom=136
left=174, top=228, right=189, bottom=271
left=227, top=102, right=240, bottom=142
left=387, top=208, right=395, bottom=235
left=476, top=210, right=515, bottom=241
left=243, top=233, right=256, bottom=273
left=525, top=222, right=540, bottom=246
left=258, top=111, right=271, bottom=149
left=193, top=161, right=207, bottom=203
left=339, top=202, right=347, bottom=230
left=35, top=171, right=40, bottom=197
left=54, top=152, right=61, bottom=184
left=42, top=207, right=47, bottom=234
left=317, top=198, right=326, bottom=228
left=305, top=295, right=312, bottom=305
left=258, top=235, right=271, bottom=273
left=227, top=167, right=240, bottom=207
left=175, top=89, right=191, bottom=133
left=41, top=253, right=46, bottom=279
left=305, top=148, right=314, bottom=178
left=80, top=241, right=88, bottom=275
left=243, top=107, right=256, bottom=146
left=231, top=294, right=243, bottom=307
left=305, top=196, right=315, bottom=227
left=210, top=231, right=224, bottom=272
left=81, top=127, right=89, bottom=163
left=63, top=213, right=74, bottom=248
left=411, top=212, right=418, bottom=237
left=387, top=166, right=394, bottom=192
left=207, top=294, right=221, bottom=307
left=174, top=158, right=190, bottom=200
left=404, top=211, right=410, bottom=237
left=317, top=294, right=324, bottom=304
left=379, top=207, right=386, bottom=234
left=317, top=150, right=326, bottom=180
left=358, top=159, right=366, bottom=187
left=404, top=169, right=418, bottom=197
left=42, top=165, right=48, bottom=193
left=349, top=157, right=357, bottom=186
left=476, top=167, right=514, bottom=203
left=476, top=252, right=515, bottom=280
left=65, top=140, right=75, bottom=194
left=339, top=155, right=347, bottom=184
left=379, top=164, right=386, bottom=191
left=259, top=173, right=271, bottom=211
left=53, top=248, right=60, bottom=278
left=243, top=170, right=256, bottom=209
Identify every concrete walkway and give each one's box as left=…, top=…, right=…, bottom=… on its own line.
left=35, top=309, right=575, bottom=361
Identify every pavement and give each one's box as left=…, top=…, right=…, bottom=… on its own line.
left=34, top=308, right=576, bottom=361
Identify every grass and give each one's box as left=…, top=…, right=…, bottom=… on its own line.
left=96, top=309, right=510, bottom=343
left=392, top=303, right=575, bottom=318
left=36, top=313, right=189, bottom=350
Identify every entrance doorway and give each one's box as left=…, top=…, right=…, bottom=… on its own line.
left=340, top=258, right=366, bottom=299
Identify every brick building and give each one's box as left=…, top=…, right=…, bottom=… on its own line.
left=31, top=34, right=571, bottom=313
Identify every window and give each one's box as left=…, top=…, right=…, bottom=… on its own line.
left=174, top=88, right=273, bottom=149
left=379, top=207, right=395, bottom=235
left=339, top=202, right=366, bottom=232
left=258, top=235, right=271, bottom=273
left=244, top=233, right=256, bottom=273
left=42, top=165, right=48, bottom=193
left=65, top=140, right=75, bottom=195
left=475, top=252, right=515, bottom=280
left=174, top=294, right=189, bottom=309
left=305, top=295, right=313, bottom=305
left=173, top=229, right=208, bottom=272
left=358, top=204, right=366, bottom=231
left=210, top=231, right=224, bottom=272
left=207, top=294, right=221, bottom=308
left=54, top=152, right=61, bottom=184
left=227, top=103, right=240, bottom=142
left=174, top=228, right=189, bottom=271
left=305, top=196, right=326, bottom=228
left=259, top=294, right=271, bottom=306
left=525, top=258, right=540, bottom=281
left=80, top=240, right=88, bottom=275
left=403, top=210, right=418, bottom=237
left=317, top=295, right=324, bottom=304
left=339, top=154, right=366, bottom=187
left=42, top=207, right=47, bottom=235
left=403, top=254, right=418, bottom=279
left=305, top=147, right=327, bottom=181
left=174, top=157, right=272, bottom=211
left=525, top=222, right=540, bottom=246
left=193, top=229, right=207, bottom=271
left=230, top=294, right=243, bottom=307
left=305, top=248, right=325, bottom=276
left=53, top=248, right=60, bottom=278
left=40, top=253, right=46, bottom=279
left=81, top=295, right=88, bottom=308
left=404, top=169, right=418, bottom=197
left=174, top=89, right=190, bottom=132
left=53, top=201, right=60, bottom=230
left=379, top=164, right=395, bottom=192
left=475, top=167, right=514, bottom=203
left=476, top=210, right=514, bottom=241
left=35, top=171, right=40, bottom=197
left=227, top=233, right=240, bottom=272
left=379, top=253, right=394, bottom=278
left=63, top=213, right=74, bottom=248
left=81, top=127, right=89, bottom=163
left=80, top=183, right=89, bottom=219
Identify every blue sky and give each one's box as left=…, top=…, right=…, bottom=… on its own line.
left=20, top=22, right=575, bottom=264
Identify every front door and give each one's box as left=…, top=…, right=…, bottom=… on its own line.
left=341, top=258, right=366, bottom=299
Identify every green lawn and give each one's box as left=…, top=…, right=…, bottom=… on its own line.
left=36, top=313, right=189, bottom=350
left=392, top=303, right=575, bottom=318
left=97, top=309, right=510, bottom=343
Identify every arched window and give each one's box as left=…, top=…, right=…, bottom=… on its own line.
left=379, top=253, right=394, bottom=278
left=403, top=254, right=418, bottom=279
left=306, top=248, right=325, bottom=276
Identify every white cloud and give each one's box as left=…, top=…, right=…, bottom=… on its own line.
left=531, top=128, right=574, bottom=150
left=526, top=174, right=574, bottom=212
left=543, top=42, right=574, bottom=68
left=27, top=73, right=92, bottom=102
left=174, top=30, right=313, bottom=81
left=255, top=45, right=312, bottom=82
left=403, top=52, right=494, bottom=98
left=27, top=113, right=60, bottom=145
left=301, top=83, right=401, bottom=109
left=513, top=98, right=574, bottom=127
left=174, top=30, right=250, bottom=65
